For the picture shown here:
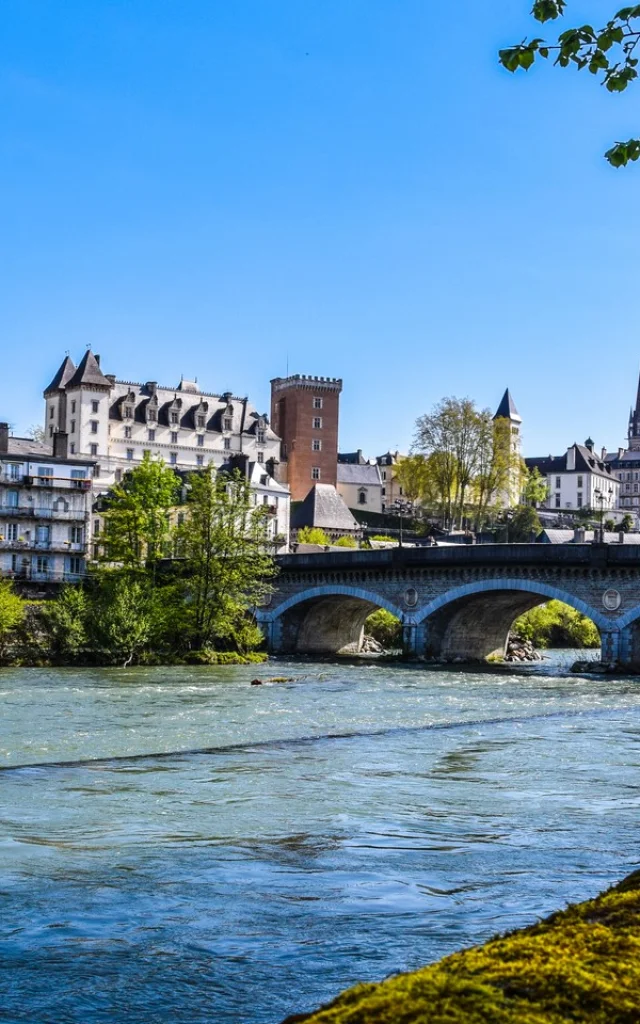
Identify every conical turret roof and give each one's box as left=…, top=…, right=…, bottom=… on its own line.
left=44, top=355, right=76, bottom=395
left=66, top=350, right=112, bottom=390
left=493, top=388, right=521, bottom=423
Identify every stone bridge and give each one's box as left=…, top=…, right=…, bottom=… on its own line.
left=256, top=544, right=640, bottom=666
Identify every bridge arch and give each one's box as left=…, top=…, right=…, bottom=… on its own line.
left=414, top=578, right=609, bottom=662
left=258, top=584, right=405, bottom=656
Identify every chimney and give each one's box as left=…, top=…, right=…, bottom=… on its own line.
left=0, top=422, right=8, bottom=454
left=566, top=445, right=576, bottom=472
left=573, top=527, right=586, bottom=543
left=53, top=430, right=68, bottom=460
left=95, top=354, right=100, bottom=366
left=601, top=447, right=607, bottom=460
left=619, top=447, right=625, bottom=458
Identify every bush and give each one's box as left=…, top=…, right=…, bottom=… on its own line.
left=512, top=600, right=600, bottom=649
left=183, top=649, right=268, bottom=665
left=297, top=527, right=330, bottom=545
left=334, top=535, right=357, bottom=548
left=364, top=608, right=402, bottom=649
left=0, top=580, right=24, bottom=662
left=370, top=534, right=396, bottom=543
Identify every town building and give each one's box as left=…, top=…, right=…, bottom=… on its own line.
left=270, top=374, right=342, bottom=502
left=290, top=483, right=360, bottom=540
left=526, top=440, right=619, bottom=515
left=0, top=424, right=95, bottom=583
left=336, top=460, right=383, bottom=513
left=376, top=451, right=406, bottom=511
left=493, top=388, right=523, bottom=507
left=605, top=370, right=640, bottom=520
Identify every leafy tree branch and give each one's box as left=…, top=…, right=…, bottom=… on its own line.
left=500, top=3, right=640, bottom=165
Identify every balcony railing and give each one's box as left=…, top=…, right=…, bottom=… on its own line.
left=0, top=505, right=88, bottom=520
left=1, top=568, right=86, bottom=584
left=0, top=540, right=85, bottom=553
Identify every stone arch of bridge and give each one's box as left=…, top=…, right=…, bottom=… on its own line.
left=258, top=584, right=405, bottom=655
left=413, top=577, right=609, bottom=662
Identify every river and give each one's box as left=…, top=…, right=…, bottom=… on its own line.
left=1, top=655, right=639, bottom=1023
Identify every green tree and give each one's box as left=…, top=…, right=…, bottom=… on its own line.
left=414, top=398, right=478, bottom=528
left=334, top=535, right=358, bottom=548
left=508, top=504, right=543, bottom=541
left=513, top=600, right=600, bottom=648
left=619, top=512, right=635, bottom=532
left=0, top=580, right=24, bottom=661
left=91, top=574, right=156, bottom=666
left=297, top=526, right=331, bottom=545
left=473, top=414, right=522, bottom=529
left=364, top=609, right=402, bottom=649
left=523, top=467, right=549, bottom=507
left=500, top=2, right=640, bottom=166
left=45, top=586, right=89, bottom=658
left=100, top=454, right=180, bottom=572
left=177, top=469, right=276, bottom=652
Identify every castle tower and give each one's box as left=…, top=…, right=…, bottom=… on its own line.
left=493, top=388, right=522, bottom=506
left=270, top=374, right=342, bottom=502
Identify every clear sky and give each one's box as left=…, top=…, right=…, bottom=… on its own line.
left=1, top=1, right=638, bottom=458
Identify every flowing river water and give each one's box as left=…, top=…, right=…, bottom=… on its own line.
left=1, top=655, right=640, bottom=1023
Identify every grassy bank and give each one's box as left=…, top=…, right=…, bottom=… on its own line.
left=283, top=870, right=640, bottom=1023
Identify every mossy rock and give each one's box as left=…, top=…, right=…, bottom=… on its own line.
left=283, top=870, right=640, bottom=1023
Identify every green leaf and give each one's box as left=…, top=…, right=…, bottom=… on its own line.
left=532, top=0, right=566, bottom=23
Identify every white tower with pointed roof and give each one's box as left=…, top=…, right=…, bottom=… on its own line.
left=493, top=388, right=522, bottom=507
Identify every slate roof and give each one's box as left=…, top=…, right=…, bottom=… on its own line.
left=525, top=444, right=615, bottom=482
left=44, top=355, right=77, bottom=394
left=292, top=484, right=359, bottom=532
left=66, top=350, right=113, bottom=390
left=493, top=388, right=521, bottom=422
left=338, top=450, right=366, bottom=465
left=5, top=436, right=52, bottom=458
left=337, top=463, right=382, bottom=486
left=540, top=529, right=640, bottom=545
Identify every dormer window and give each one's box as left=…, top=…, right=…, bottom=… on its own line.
left=147, top=408, right=157, bottom=422
left=224, top=417, right=232, bottom=432
left=171, top=412, right=179, bottom=425
left=124, top=406, right=133, bottom=419
left=197, top=415, right=205, bottom=429
left=257, top=429, right=265, bottom=444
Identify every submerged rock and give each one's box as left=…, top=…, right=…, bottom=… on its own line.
left=282, top=869, right=640, bottom=1023
left=504, top=635, right=542, bottom=663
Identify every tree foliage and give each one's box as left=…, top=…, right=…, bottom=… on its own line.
left=297, top=526, right=331, bottom=545
left=100, top=453, right=180, bottom=570
left=364, top=608, right=402, bottom=649
left=500, top=3, right=640, bottom=165
left=523, top=466, right=549, bottom=506
left=513, top=599, right=600, bottom=647
left=0, top=579, right=24, bottom=661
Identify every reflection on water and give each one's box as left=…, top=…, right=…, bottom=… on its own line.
left=1, top=654, right=639, bottom=1023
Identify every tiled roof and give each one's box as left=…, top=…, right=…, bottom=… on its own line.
left=292, top=484, right=358, bottom=531
left=337, top=463, right=382, bottom=486
left=5, top=436, right=52, bottom=458
left=525, top=445, right=615, bottom=481
left=66, top=350, right=113, bottom=390
left=44, top=355, right=76, bottom=394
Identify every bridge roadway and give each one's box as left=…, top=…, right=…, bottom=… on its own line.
left=256, top=543, right=640, bottom=666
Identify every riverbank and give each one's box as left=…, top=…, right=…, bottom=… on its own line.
left=283, top=869, right=640, bottom=1023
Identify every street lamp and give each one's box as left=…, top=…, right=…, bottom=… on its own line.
left=594, top=486, right=613, bottom=543
left=393, top=497, right=413, bottom=548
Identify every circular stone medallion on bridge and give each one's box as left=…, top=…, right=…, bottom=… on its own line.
left=602, top=589, right=622, bottom=612
left=403, top=587, right=419, bottom=609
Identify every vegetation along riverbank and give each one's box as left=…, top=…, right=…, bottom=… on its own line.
left=283, top=870, right=640, bottom=1024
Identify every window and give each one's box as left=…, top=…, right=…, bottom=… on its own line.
left=91, top=400, right=99, bottom=414
left=90, top=420, right=98, bottom=434
left=555, top=493, right=561, bottom=508
left=148, top=429, right=155, bottom=442
left=68, top=556, right=83, bottom=575
left=38, top=467, right=53, bottom=484
left=171, top=431, right=178, bottom=444
left=263, top=495, right=269, bottom=505
left=358, top=490, right=367, bottom=505
left=197, top=435, right=204, bottom=447
left=126, top=449, right=134, bottom=461
left=36, top=556, right=49, bottom=575
left=577, top=493, right=583, bottom=507
left=312, top=439, right=322, bottom=452
left=313, top=397, right=323, bottom=409
left=124, top=406, right=133, bottom=419
left=49, top=425, right=54, bottom=438
left=7, top=464, right=20, bottom=480
left=169, top=452, right=177, bottom=465
left=90, top=444, right=98, bottom=456
left=71, top=469, right=86, bottom=488
left=171, top=412, right=179, bottom=425
left=70, top=419, right=76, bottom=433
left=260, top=474, right=268, bottom=485
left=257, top=429, right=265, bottom=444
left=93, top=465, right=101, bottom=478
left=196, top=454, right=204, bottom=466
left=69, top=526, right=83, bottom=544
left=7, top=490, right=18, bottom=507
left=71, top=401, right=76, bottom=414
left=312, top=467, right=321, bottom=480
left=224, top=417, right=232, bottom=431
left=577, top=475, right=583, bottom=488
left=124, top=426, right=132, bottom=439
left=197, top=415, right=205, bottom=428
left=313, top=417, right=322, bottom=429
left=555, top=476, right=561, bottom=489
left=257, top=451, right=264, bottom=463
left=381, top=470, right=386, bottom=480
left=93, top=519, right=100, bottom=536
left=115, top=468, right=123, bottom=482
left=49, top=406, right=55, bottom=420
left=382, top=486, right=386, bottom=496
left=7, top=523, right=18, bottom=541
left=147, top=409, right=157, bottom=422
left=224, top=437, right=231, bottom=450
left=70, top=443, right=76, bottom=454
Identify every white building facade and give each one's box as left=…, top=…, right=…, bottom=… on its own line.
left=0, top=425, right=94, bottom=583
left=44, top=351, right=290, bottom=549
left=526, top=441, right=619, bottom=516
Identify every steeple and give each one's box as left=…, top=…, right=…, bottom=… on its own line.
left=629, top=367, right=640, bottom=446
left=44, top=355, right=76, bottom=395
left=493, top=388, right=521, bottom=423
left=66, top=350, right=112, bottom=390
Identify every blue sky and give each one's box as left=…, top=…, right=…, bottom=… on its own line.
left=1, top=1, right=638, bottom=458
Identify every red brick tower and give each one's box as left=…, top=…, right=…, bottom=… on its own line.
left=270, top=374, right=343, bottom=502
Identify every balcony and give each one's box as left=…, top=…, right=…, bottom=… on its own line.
left=0, top=505, right=88, bottom=520
left=1, top=567, right=86, bottom=584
